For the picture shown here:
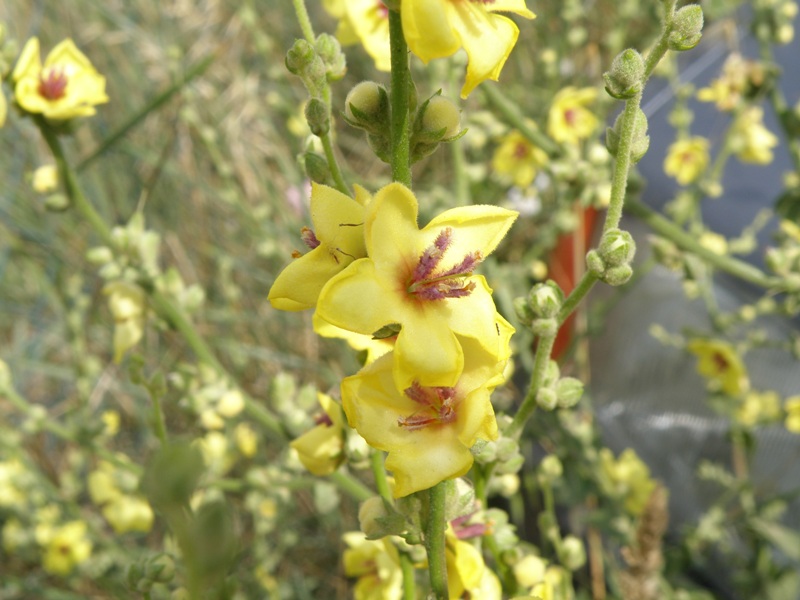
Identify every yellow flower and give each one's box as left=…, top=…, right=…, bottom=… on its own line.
left=687, top=339, right=750, bottom=397
left=599, top=448, right=656, bottom=516
left=104, top=280, right=147, bottom=363
left=401, top=0, right=535, bottom=98
left=41, top=520, right=92, bottom=575
left=234, top=422, right=259, bottom=457
left=697, top=54, right=763, bottom=112
left=0, top=78, right=6, bottom=127
left=342, top=532, right=403, bottom=600
left=342, top=326, right=511, bottom=497
left=492, top=130, right=549, bottom=188
left=530, top=566, right=573, bottom=600
left=0, top=460, right=26, bottom=508
left=785, top=396, right=800, bottom=433
left=730, top=106, right=778, bottom=165
left=663, top=137, right=710, bottom=185
left=268, top=183, right=371, bottom=311
left=325, top=0, right=391, bottom=71
left=547, top=87, right=599, bottom=145
left=12, top=37, right=108, bottom=120
left=32, top=164, right=59, bottom=193
left=317, top=182, right=517, bottom=390
left=290, top=393, right=346, bottom=476
left=88, top=461, right=154, bottom=533
left=445, top=531, right=502, bottom=599
left=735, top=390, right=782, bottom=427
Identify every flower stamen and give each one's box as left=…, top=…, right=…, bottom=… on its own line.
left=38, top=67, right=69, bottom=100
left=407, top=227, right=483, bottom=300
left=398, top=382, right=458, bottom=430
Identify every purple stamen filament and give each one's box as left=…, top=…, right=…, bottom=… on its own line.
left=407, top=227, right=482, bottom=301
left=300, top=227, right=321, bottom=250
left=398, top=382, right=459, bottom=430
left=38, top=67, right=69, bottom=100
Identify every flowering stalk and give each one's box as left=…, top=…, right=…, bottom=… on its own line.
left=508, top=328, right=556, bottom=438
left=388, top=8, right=412, bottom=187
left=425, top=482, right=448, bottom=599
left=399, top=552, right=417, bottom=600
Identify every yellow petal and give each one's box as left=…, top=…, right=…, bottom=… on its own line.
left=268, top=247, right=345, bottom=311
left=452, top=10, right=519, bottom=98
left=402, top=0, right=460, bottom=63
left=423, top=205, right=518, bottom=265
left=393, top=314, right=464, bottom=389
left=11, top=37, right=41, bottom=82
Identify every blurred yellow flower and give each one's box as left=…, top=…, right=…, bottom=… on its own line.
left=730, top=106, right=778, bottom=164
left=325, top=0, right=391, bottom=72
left=317, top=182, right=517, bottom=390
left=269, top=183, right=371, bottom=311
left=41, top=520, right=92, bottom=575
left=342, top=532, right=403, bottom=600
left=12, top=37, right=108, bottom=120
left=290, top=393, right=345, bottom=476
left=697, top=54, right=763, bottom=112
left=492, top=130, right=549, bottom=188
left=0, top=79, right=6, bottom=127
left=401, top=0, right=535, bottom=98
left=736, top=390, right=781, bottom=427
left=547, top=87, right=599, bottom=145
left=687, top=339, right=750, bottom=397
left=663, top=137, right=710, bottom=185
left=88, top=461, right=154, bottom=534
left=0, top=460, right=26, bottom=508
left=342, top=329, right=510, bottom=497
left=104, top=280, right=147, bottom=363
left=32, top=164, right=58, bottom=193
left=599, top=448, right=656, bottom=516
left=785, top=396, right=800, bottom=433
left=446, top=532, right=501, bottom=599
left=235, top=422, right=259, bottom=457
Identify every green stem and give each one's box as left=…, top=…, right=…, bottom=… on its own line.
left=329, top=471, right=373, bottom=502
left=38, top=119, right=114, bottom=247
left=388, top=9, right=412, bottom=187
left=481, top=84, right=560, bottom=157
left=291, top=0, right=316, bottom=44
left=320, top=86, right=350, bottom=195
left=625, top=199, right=786, bottom=289
left=425, top=482, right=449, bottom=599
left=508, top=330, right=556, bottom=438
left=77, top=54, right=216, bottom=171
left=604, top=93, right=642, bottom=233
left=557, top=271, right=600, bottom=326
left=371, top=450, right=393, bottom=502
left=399, top=551, right=417, bottom=600
left=151, top=392, right=168, bottom=445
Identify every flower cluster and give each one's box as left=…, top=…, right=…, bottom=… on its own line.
left=270, top=182, right=517, bottom=496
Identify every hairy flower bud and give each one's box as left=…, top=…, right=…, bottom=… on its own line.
left=303, top=151, right=331, bottom=185
left=419, top=95, right=461, bottom=140
left=314, top=33, right=346, bottom=81
left=304, top=98, right=330, bottom=137
left=669, top=5, right=704, bottom=51
left=556, top=377, right=584, bottom=408
left=527, top=280, right=565, bottom=319
left=606, top=108, right=650, bottom=163
left=286, top=39, right=326, bottom=96
left=603, top=49, right=645, bottom=99
left=559, top=536, right=587, bottom=571
left=598, top=228, right=636, bottom=268
left=536, top=387, right=558, bottom=410
left=344, top=81, right=389, bottom=136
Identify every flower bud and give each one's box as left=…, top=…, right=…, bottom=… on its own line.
left=495, top=437, right=519, bottom=462
left=44, top=193, right=70, bottom=212
left=669, top=5, right=704, bottom=51
left=531, top=317, right=558, bottom=337
left=303, top=151, right=331, bottom=185
left=344, top=81, right=389, bottom=135
left=513, top=296, right=535, bottom=326
left=471, top=439, right=498, bottom=464
left=285, top=39, right=326, bottom=95
left=606, top=108, right=649, bottom=163
left=304, top=98, right=330, bottom=137
left=536, top=387, right=558, bottom=410
left=586, top=249, right=605, bottom=277
left=603, top=49, right=645, bottom=99
left=555, top=377, right=584, bottom=408
left=539, top=455, right=563, bottom=480
left=598, top=228, right=636, bottom=267
left=314, top=33, right=346, bottom=81
left=419, top=95, right=461, bottom=140
left=559, top=536, right=587, bottom=571
left=527, top=280, right=565, bottom=319
left=358, top=496, right=391, bottom=538
left=603, top=264, right=634, bottom=286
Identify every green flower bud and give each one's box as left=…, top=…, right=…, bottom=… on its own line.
left=543, top=359, right=561, bottom=387
left=420, top=95, right=461, bottom=140
left=285, top=39, right=316, bottom=76
left=603, top=264, right=634, bottom=286
left=603, top=49, right=645, bottom=99
left=586, top=249, right=605, bottom=277
left=86, top=246, right=114, bottom=265
left=555, top=377, right=584, bottom=408
left=44, top=193, right=70, bottom=212
left=598, top=228, right=636, bottom=267
left=314, top=33, right=346, bottom=81
left=527, top=280, right=565, bottom=319
left=559, top=536, right=587, bottom=571
left=344, top=81, right=389, bottom=135
left=495, top=437, right=519, bottom=462
left=471, top=439, right=498, bottom=464
left=536, top=387, right=558, bottom=411
left=358, top=496, right=398, bottom=539
left=513, top=296, right=534, bottom=326
left=669, top=5, right=704, bottom=51
left=367, top=132, right=391, bottom=163
left=304, top=98, right=330, bottom=137
left=444, top=478, right=476, bottom=521
left=144, top=554, right=176, bottom=583
left=539, top=455, right=563, bottom=480
left=606, top=108, right=649, bottom=163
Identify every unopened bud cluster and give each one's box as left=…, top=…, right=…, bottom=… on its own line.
left=343, top=84, right=463, bottom=164
left=586, top=228, right=636, bottom=286
left=754, top=0, right=797, bottom=45
left=535, top=360, right=584, bottom=410
left=603, top=49, right=645, bottom=100
left=514, top=280, right=564, bottom=337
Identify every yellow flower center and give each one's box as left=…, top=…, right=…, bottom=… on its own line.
left=38, top=67, right=69, bottom=100
left=398, top=382, right=459, bottom=430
